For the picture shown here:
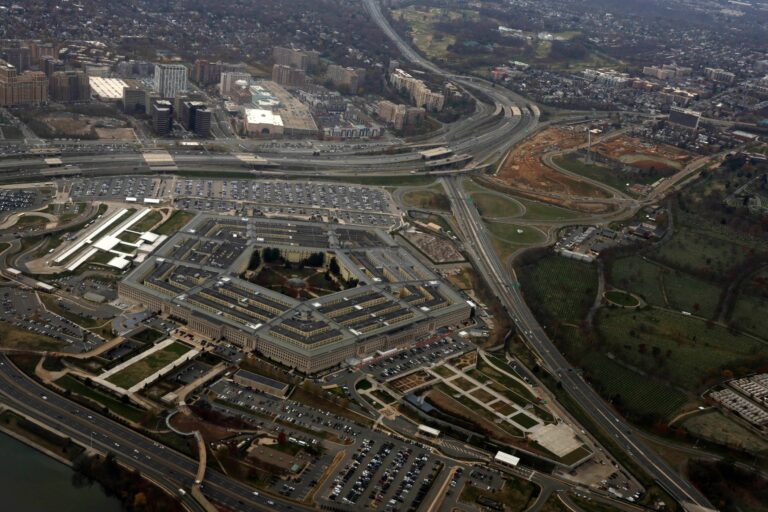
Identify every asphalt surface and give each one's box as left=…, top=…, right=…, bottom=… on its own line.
left=0, top=354, right=314, bottom=512
left=442, top=176, right=714, bottom=510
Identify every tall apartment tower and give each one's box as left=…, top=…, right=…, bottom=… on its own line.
left=154, top=63, right=188, bottom=98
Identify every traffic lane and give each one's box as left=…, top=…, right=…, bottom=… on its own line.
left=0, top=357, right=309, bottom=512
left=445, top=178, right=709, bottom=507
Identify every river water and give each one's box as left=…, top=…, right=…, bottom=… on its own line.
left=0, top=432, right=123, bottom=512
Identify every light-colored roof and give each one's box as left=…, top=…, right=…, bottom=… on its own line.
left=417, top=424, right=440, bottom=436
left=419, top=147, right=452, bottom=159
left=494, top=451, right=520, bottom=466
left=108, top=256, right=131, bottom=269
left=245, top=108, right=284, bottom=127
left=89, top=76, right=129, bottom=99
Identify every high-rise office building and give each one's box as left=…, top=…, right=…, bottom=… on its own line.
left=49, top=71, right=90, bottom=102
left=123, top=86, right=148, bottom=114
left=0, top=59, right=48, bottom=106
left=180, top=100, right=212, bottom=138
left=154, top=63, right=188, bottom=98
left=151, top=100, right=173, bottom=135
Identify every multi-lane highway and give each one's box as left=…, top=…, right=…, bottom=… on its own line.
left=357, top=2, right=714, bottom=508
left=442, top=176, right=714, bottom=511
left=0, top=354, right=312, bottom=512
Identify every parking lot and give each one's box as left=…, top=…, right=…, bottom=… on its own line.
left=172, top=180, right=397, bottom=227
left=68, top=176, right=164, bottom=201
left=166, top=360, right=212, bottom=385
left=359, top=335, right=472, bottom=383
left=173, top=180, right=392, bottom=212
left=0, top=188, right=41, bottom=212
left=0, top=287, right=104, bottom=352
left=324, top=437, right=443, bottom=511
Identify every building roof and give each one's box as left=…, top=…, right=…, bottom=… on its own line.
left=494, top=451, right=520, bottom=466
left=108, top=256, right=131, bottom=269
left=89, top=76, right=129, bottom=100
left=235, top=369, right=289, bottom=392
left=245, top=108, right=283, bottom=127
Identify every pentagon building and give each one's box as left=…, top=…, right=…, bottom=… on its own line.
left=118, top=214, right=472, bottom=373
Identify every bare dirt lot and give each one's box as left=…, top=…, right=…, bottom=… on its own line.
left=95, top=127, right=137, bottom=140
left=592, top=135, right=695, bottom=172
left=497, top=127, right=603, bottom=197
left=41, top=114, right=132, bottom=140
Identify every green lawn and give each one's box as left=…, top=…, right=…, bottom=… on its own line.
left=402, top=189, right=450, bottom=211
left=519, top=253, right=598, bottom=325
left=730, top=295, right=768, bottom=339
left=595, top=308, right=764, bottom=390
left=554, top=155, right=672, bottom=195
left=486, top=222, right=547, bottom=245
left=55, top=374, right=147, bottom=422
left=155, top=210, right=194, bottom=235
left=510, top=412, right=538, bottom=429
left=662, top=272, right=721, bottom=318
left=580, top=352, right=687, bottom=419
left=604, top=290, right=639, bottom=307
left=608, top=256, right=667, bottom=307
left=128, top=210, right=163, bottom=232
left=470, top=192, right=523, bottom=219
left=107, top=342, right=191, bottom=389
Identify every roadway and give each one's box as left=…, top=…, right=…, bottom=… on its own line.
left=357, top=3, right=714, bottom=507
left=441, top=176, right=714, bottom=511
left=0, top=354, right=314, bottom=512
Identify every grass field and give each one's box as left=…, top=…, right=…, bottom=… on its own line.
left=14, top=214, right=49, bottom=228
left=55, top=374, right=147, bottom=422
left=128, top=210, right=163, bottom=232
left=554, top=154, right=671, bottom=195
left=486, top=222, right=547, bottom=245
left=402, top=189, right=450, bottom=211
left=654, top=227, right=756, bottom=277
left=730, top=295, right=768, bottom=339
left=465, top=178, right=581, bottom=221
left=681, top=410, right=768, bottom=455
left=470, top=192, right=523, bottom=219
left=596, top=308, right=764, bottom=390
left=155, top=210, right=194, bottom=235
left=604, top=290, right=639, bottom=307
left=519, top=253, right=598, bottom=325
left=554, top=155, right=633, bottom=194
left=580, top=352, right=687, bottom=419
left=107, top=342, right=191, bottom=389
left=0, top=320, right=65, bottom=351
left=662, top=272, right=721, bottom=318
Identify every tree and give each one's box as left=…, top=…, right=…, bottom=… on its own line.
left=329, top=257, right=340, bottom=276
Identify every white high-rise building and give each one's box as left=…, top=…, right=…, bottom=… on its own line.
left=154, top=64, right=188, bottom=98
